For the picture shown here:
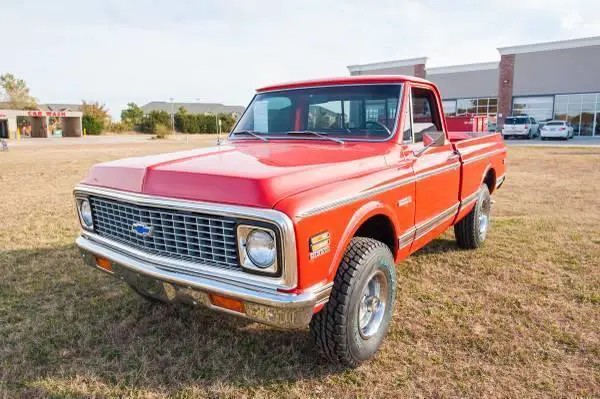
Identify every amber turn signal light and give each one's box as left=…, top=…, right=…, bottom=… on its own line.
left=95, top=256, right=113, bottom=272
left=209, top=294, right=245, bottom=314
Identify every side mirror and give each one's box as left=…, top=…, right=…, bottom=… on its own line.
left=414, top=131, right=445, bottom=157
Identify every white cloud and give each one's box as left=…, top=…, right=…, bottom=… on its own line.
left=0, top=0, right=598, bottom=118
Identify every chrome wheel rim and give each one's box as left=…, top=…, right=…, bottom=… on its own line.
left=358, top=270, right=388, bottom=339
left=478, top=193, right=491, bottom=240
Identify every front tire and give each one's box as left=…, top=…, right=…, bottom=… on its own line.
left=454, top=184, right=491, bottom=249
left=310, top=237, right=396, bottom=367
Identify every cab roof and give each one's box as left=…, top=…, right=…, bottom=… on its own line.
left=256, top=75, right=432, bottom=92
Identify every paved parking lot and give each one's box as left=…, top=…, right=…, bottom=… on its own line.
left=505, top=136, right=600, bottom=147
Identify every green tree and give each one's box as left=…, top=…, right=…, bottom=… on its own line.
left=120, top=102, right=144, bottom=128
left=174, top=106, right=189, bottom=132
left=0, top=73, right=37, bottom=109
left=141, top=110, right=171, bottom=133
left=82, top=114, right=103, bottom=135
left=81, top=101, right=109, bottom=134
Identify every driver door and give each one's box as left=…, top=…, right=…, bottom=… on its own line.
left=404, top=84, right=461, bottom=251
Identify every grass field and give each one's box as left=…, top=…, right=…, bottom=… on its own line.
left=1, top=138, right=599, bottom=398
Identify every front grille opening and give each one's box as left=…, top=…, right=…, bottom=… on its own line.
left=89, top=196, right=240, bottom=271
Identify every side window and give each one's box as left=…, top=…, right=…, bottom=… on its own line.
left=411, top=87, right=443, bottom=143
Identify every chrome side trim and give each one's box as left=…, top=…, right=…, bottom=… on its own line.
left=462, top=148, right=506, bottom=165
left=298, top=161, right=461, bottom=219
left=460, top=189, right=481, bottom=208
left=296, top=175, right=416, bottom=219
left=415, top=162, right=460, bottom=181
left=496, top=174, right=506, bottom=189
left=414, top=203, right=460, bottom=240
left=77, top=235, right=331, bottom=328
left=398, top=227, right=416, bottom=249
left=74, top=184, right=298, bottom=290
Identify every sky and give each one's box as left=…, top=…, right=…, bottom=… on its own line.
left=1, top=0, right=599, bottom=119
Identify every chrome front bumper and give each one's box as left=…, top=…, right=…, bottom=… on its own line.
left=77, top=235, right=331, bottom=329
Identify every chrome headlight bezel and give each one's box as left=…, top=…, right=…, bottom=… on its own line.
left=76, top=197, right=94, bottom=230
left=237, top=224, right=280, bottom=276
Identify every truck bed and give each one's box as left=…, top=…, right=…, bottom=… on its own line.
left=451, top=132, right=507, bottom=222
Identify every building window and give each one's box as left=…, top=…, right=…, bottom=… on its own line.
left=453, top=97, right=497, bottom=123
left=442, top=100, right=456, bottom=116
left=512, top=96, right=554, bottom=124
left=554, top=93, right=600, bottom=136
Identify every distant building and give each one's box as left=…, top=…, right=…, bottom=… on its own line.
left=0, top=107, right=83, bottom=139
left=141, top=102, right=245, bottom=119
left=348, top=36, right=600, bottom=136
left=39, top=103, right=83, bottom=112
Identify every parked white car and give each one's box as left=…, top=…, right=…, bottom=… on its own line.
left=540, top=120, right=574, bottom=140
left=502, top=116, right=540, bottom=139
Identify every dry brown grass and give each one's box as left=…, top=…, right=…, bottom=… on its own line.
left=0, top=139, right=599, bottom=398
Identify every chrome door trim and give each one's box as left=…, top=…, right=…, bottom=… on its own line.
left=398, top=227, right=416, bottom=249
left=73, top=184, right=298, bottom=290
left=460, top=188, right=481, bottom=208
left=296, top=161, right=461, bottom=219
left=414, top=203, right=460, bottom=240
left=414, top=162, right=460, bottom=181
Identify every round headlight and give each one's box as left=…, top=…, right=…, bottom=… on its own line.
left=245, top=229, right=275, bottom=268
left=79, top=199, right=93, bottom=227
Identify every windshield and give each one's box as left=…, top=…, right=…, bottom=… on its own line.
left=546, top=121, right=565, bottom=126
left=505, top=117, right=529, bottom=125
left=232, top=84, right=402, bottom=140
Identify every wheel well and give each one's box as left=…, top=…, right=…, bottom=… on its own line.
left=484, top=168, right=496, bottom=194
left=353, top=214, right=396, bottom=255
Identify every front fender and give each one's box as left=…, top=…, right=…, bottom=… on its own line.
left=325, top=200, right=399, bottom=282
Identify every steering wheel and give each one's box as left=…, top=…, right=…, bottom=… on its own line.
left=365, top=120, right=392, bottom=136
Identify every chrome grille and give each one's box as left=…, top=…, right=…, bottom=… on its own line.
left=89, top=196, right=240, bottom=270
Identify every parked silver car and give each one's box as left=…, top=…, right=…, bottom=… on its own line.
left=502, top=116, right=540, bottom=139
left=540, top=120, right=574, bottom=140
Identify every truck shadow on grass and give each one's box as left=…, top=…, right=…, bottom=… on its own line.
left=411, top=237, right=463, bottom=257
left=1, top=245, right=347, bottom=396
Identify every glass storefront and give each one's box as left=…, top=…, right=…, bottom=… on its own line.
left=442, top=100, right=456, bottom=116
left=442, top=97, right=497, bottom=124
left=512, top=96, right=554, bottom=123
left=554, top=93, right=600, bottom=136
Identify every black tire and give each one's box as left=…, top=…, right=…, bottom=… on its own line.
left=454, top=184, right=491, bottom=249
left=310, top=237, right=396, bottom=367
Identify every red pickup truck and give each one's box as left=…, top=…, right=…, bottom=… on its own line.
left=74, top=75, right=506, bottom=366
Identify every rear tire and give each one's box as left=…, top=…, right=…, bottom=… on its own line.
left=310, top=237, right=396, bottom=367
left=454, top=184, right=491, bottom=249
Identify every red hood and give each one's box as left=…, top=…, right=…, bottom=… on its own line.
left=82, top=141, right=392, bottom=208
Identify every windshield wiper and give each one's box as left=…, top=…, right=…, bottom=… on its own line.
left=286, top=130, right=344, bottom=144
left=231, top=130, right=269, bottom=142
